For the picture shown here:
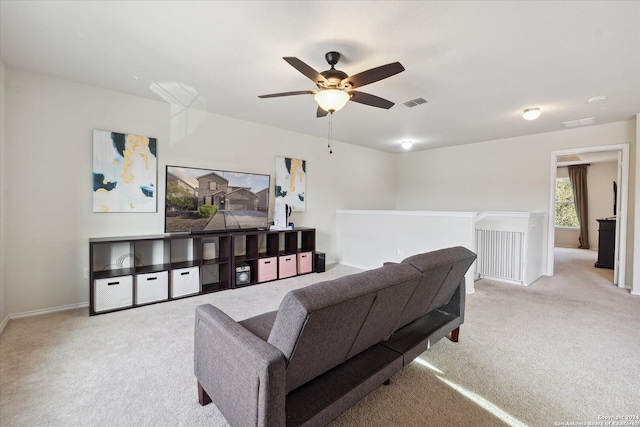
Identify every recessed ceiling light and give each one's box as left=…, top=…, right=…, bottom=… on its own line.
left=401, top=140, right=413, bottom=150
left=522, top=107, right=541, bottom=120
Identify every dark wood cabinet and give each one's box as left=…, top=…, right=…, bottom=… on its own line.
left=595, top=219, right=615, bottom=269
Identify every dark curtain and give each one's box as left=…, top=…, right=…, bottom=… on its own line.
left=568, top=165, right=589, bottom=249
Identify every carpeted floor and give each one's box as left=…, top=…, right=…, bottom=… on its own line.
left=1, top=248, right=639, bottom=427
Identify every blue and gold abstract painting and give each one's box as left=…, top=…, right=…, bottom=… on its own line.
left=275, top=156, right=306, bottom=211
left=93, top=130, right=157, bottom=212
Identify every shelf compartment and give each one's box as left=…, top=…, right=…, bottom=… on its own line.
left=91, top=241, right=135, bottom=273
left=201, top=263, right=230, bottom=293
left=170, top=238, right=195, bottom=265
left=300, top=229, right=316, bottom=252
left=282, top=231, right=298, bottom=254
left=234, top=259, right=256, bottom=288
left=202, top=282, right=229, bottom=294
left=202, top=257, right=230, bottom=266
left=134, top=239, right=170, bottom=271
left=265, top=232, right=280, bottom=257
left=135, top=263, right=172, bottom=275
left=93, top=267, right=135, bottom=280
left=170, top=260, right=199, bottom=270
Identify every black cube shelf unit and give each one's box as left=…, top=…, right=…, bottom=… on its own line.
left=89, top=228, right=316, bottom=316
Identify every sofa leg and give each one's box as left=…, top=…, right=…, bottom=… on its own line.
left=449, top=327, right=460, bottom=343
left=383, top=379, right=391, bottom=386
left=198, top=381, right=212, bottom=406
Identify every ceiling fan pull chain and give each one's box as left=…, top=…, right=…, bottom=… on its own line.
left=328, top=113, right=333, bottom=154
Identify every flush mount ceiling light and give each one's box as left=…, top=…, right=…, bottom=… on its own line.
left=522, top=107, right=541, bottom=120
left=401, top=140, right=413, bottom=150
left=314, top=89, right=350, bottom=113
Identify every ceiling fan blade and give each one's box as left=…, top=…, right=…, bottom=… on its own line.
left=283, top=57, right=328, bottom=85
left=258, top=90, right=316, bottom=99
left=316, top=106, right=329, bottom=118
left=341, top=62, right=405, bottom=89
left=348, top=91, right=395, bottom=109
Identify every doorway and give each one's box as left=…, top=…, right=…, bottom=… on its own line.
left=547, top=144, right=629, bottom=288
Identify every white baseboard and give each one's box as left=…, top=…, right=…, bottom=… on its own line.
left=8, top=302, right=89, bottom=321
left=0, top=315, right=9, bottom=335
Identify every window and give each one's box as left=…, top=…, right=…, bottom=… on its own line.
left=555, top=178, right=579, bottom=228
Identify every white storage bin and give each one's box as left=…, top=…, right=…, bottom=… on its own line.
left=136, top=271, right=168, bottom=305
left=94, top=275, right=133, bottom=313
left=171, top=266, right=200, bottom=298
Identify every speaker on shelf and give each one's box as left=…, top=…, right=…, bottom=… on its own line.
left=314, top=252, right=325, bottom=273
left=236, top=264, right=251, bottom=285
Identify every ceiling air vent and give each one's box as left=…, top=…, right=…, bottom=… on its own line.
left=562, top=117, right=596, bottom=128
left=403, top=97, right=428, bottom=108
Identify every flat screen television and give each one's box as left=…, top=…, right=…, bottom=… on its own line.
left=165, top=165, right=270, bottom=234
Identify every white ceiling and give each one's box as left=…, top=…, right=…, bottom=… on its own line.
left=1, top=1, right=639, bottom=153
left=556, top=150, right=620, bottom=167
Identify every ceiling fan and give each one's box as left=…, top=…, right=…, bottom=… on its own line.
left=258, top=51, right=405, bottom=117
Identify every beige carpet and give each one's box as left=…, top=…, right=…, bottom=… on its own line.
left=1, top=248, right=639, bottom=426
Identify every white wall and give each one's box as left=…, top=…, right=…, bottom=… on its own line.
left=395, top=121, right=637, bottom=289
left=0, top=60, right=7, bottom=330
left=3, top=69, right=396, bottom=316
left=3, top=67, right=638, bottom=317
left=335, top=210, right=478, bottom=291
left=634, top=113, right=640, bottom=295
left=587, top=161, right=619, bottom=248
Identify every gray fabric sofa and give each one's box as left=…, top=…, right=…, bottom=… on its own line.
left=194, top=246, right=476, bottom=426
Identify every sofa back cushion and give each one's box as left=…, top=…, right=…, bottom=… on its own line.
left=268, top=263, right=421, bottom=393
left=397, top=246, right=476, bottom=328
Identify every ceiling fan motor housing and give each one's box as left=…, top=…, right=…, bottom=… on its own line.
left=320, top=52, right=349, bottom=88
left=319, top=69, right=349, bottom=88
left=325, top=51, right=341, bottom=66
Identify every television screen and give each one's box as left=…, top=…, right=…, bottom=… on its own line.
left=165, top=165, right=270, bottom=233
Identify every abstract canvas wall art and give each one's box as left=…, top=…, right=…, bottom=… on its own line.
left=275, top=156, right=306, bottom=211
left=93, top=130, right=157, bottom=212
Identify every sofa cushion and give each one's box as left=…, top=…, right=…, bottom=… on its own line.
left=267, top=263, right=421, bottom=393
left=392, top=262, right=452, bottom=331
left=399, top=246, right=476, bottom=325
left=345, top=266, right=420, bottom=359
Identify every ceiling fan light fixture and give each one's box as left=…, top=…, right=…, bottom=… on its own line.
left=401, top=140, right=413, bottom=150
left=522, top=107, right=541, bottom=120
left=315, top=89, right=350, bottom=113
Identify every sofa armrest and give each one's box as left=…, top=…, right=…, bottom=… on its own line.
left=194, top=304, right=286, bottom=427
